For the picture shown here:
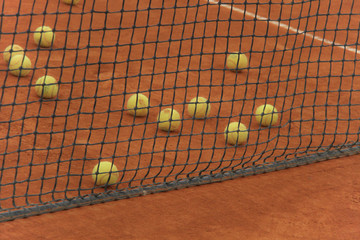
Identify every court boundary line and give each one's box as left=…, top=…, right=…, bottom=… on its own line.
left=208, top=0, right=360, bottom=55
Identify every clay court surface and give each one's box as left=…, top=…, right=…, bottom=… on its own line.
left=1, top=156, right=360, bottom=239
left=0, top=0, right=359, bottom=238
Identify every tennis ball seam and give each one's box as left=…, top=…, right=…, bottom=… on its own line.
left=34, top=76, right=58, bottom=98
left=34, top=26, right=55, bottom=48
left=255, top=104, right=279, bottom=126
left=126, top=93, right=149, bottom=116
left=92, top=162, right=119, bottom=186
left=158, top=108, right=181, bottom=131
left=8, top=55, right=32, bottom=76
left=3, top=44, right=24, bottom=63
left=224, top=122, right=248, bottom=145
left=188, top=97, right=211, bottom=118
left=226, top=53, right=248, bottom=71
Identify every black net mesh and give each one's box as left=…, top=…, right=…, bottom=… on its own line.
left=1, top=0, right=360, bottom=221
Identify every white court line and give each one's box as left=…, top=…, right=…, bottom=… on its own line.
left=208, top=0, right=360, bottom=55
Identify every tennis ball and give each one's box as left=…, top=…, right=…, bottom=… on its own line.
left=255, top=104, right=279, bottom=126
left=34, top=75, right=59, bottom=98
left=62, top=0, right=80, bottom=5
left=34, top=26, right=55, bottom=48
left=188, top=97, right=211, bottom=118
left=92, top=161, right=119, bottom=186
left=224, top=122, right=248, bottom=145
left=157, top=108, right=181, bottom=131
left=226, top=53, right=248, bottom=71
left=8, top=54, right=32, bottom=77
left=3, top=44, right=24, bottom=63
left=126, top=93, right=149, bottom=117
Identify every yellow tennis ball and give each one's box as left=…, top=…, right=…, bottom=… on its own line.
left=255, top=104, right=279, bottom=126
left=3, top=44, right=24, bottom=63
left=34, top=26, right=55, bottom=48
left=224, top=122, right=248, bottom=145
left=226, top=53, right=248, bottom=71
left=157, top=108, right=181, bottom=131
left=8, top=54, right=32, bottom=77
left=62, top=0, right=80, bottom=5
left=92, top=161, right=119, bottom=186
left=126, top=93, right=149, bottom=117
left=34, top=76, right=59, bottom=98
left=188, top=97, right=211, bottom=118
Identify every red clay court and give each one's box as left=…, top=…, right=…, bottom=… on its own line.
left=0, top=0, right=359, bottom=239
